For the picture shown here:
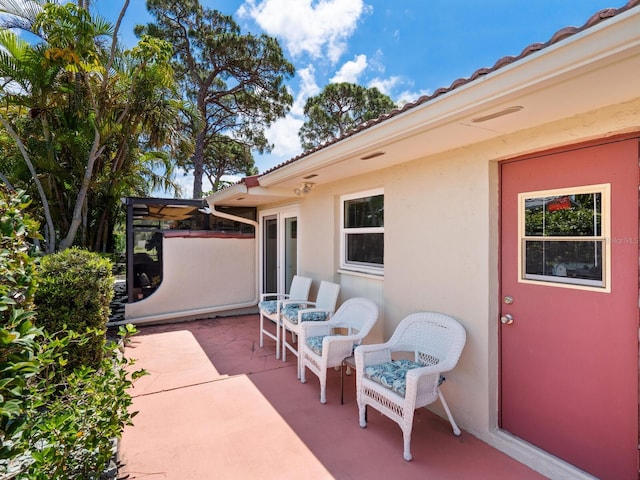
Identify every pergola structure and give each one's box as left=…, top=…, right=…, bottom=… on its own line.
left=122, top=197, right=207, bottom=303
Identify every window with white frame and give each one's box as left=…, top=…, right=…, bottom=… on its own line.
left=340, top=189, right=384, bottom=274
left=518, top=184, right=610, bottom=291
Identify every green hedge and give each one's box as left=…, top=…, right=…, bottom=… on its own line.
left=34, top=248, right=114, bottom=372
left=0, top=187, right=145, bottom=479
left=0, top=187, right=42, bottom=468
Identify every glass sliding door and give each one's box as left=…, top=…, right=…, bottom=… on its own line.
left=263, top=215, right=278, bottom=294
left=284, top=216, right=297, bottom=292
left=260, top=207, right=299, bottom=295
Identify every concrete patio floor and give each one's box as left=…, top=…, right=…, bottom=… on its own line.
left=118, top=314, right=547, bottom=479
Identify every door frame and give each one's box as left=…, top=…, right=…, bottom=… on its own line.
left=259, top=205, right=301, bottom=295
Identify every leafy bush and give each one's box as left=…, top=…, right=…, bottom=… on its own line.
left=0, top=187, right=40, bottom=316
left=34, top=248, right=115, bottom=372
left=0, top=187, right=146, bottom=479
left=0, top=187, right=43, bottom=471
left=19, top=329, right=145, bottom=480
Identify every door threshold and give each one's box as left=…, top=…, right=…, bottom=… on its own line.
left=483, top=429, right=598, bottom=480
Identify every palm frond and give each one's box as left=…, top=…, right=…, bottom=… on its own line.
left=0, top=0, right=45, bottom=31
left=90, top=13, right=114, bottom=37
left=0, top=29, right=29, bottom=62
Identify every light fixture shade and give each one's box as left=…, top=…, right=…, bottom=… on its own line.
left=294, top=182, right=315, bottom=196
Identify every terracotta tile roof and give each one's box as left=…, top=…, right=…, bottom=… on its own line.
left=259, top=0, right=639, bottom=178
left=243, top=175, right=261, bottom=188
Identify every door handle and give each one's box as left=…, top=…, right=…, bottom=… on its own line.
left=501, top=314, right=514, bottom=325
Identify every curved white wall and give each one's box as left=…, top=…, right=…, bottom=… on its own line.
left=124, top=235, right=257, bottom=324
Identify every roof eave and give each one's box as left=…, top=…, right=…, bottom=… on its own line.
left=258, top=5, right=640, bottom=187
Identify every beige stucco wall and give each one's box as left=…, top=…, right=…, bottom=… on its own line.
left=292, top=150, right=495, bottom=436
left=125, top=236, right=258, bottom=323
left=294, top=171, right=387, bottom=344
left=286, top=97, right=640, bottom=447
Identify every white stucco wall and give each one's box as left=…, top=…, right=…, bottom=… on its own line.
left=294, top=171, right=387, bottom=344
left=292, top=150, right=494, bottom=435
left=125, top=235, right=257, bottom=323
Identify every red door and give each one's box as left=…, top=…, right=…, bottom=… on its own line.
left=500, top=138, right=639, bottom=480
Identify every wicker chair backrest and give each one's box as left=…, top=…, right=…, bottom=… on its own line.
left=390, top=312, right=466, bottom=371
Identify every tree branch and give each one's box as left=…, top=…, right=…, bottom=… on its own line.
left=0, top=113, right=56, bottom=252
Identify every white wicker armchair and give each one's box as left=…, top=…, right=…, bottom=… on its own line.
left=300, top=297, right=379, bottom=404
left=258, top=275, right=312, bottom=359
left=281, top=280, right=341, bottom=378
left=355, top=312, right=466, bottom=461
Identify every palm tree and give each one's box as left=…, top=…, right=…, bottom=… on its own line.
left=0, top=1, right=187, bottom=252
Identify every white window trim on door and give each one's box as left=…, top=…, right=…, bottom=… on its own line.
left=259, top=205, right=301, bottom=294
left=517, top=183, right=611, bottom=293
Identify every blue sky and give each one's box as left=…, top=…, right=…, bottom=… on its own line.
left=92, top=0, right=628, bottom=196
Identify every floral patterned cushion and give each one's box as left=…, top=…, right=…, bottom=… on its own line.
left=282, top=304, right=329, bottom=324
left=363, top=360, right=446, bottom=398
left=305, top=335, right=327, bottom=355
left=258, top=300, right=279, bottom=315
left=306, top=334, right=350, bottom=356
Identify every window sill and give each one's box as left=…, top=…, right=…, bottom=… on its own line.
left=337, top=269, right=384, bottom=281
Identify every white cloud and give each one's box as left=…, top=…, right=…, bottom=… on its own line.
left=367, top=75, right=400, bottom=96
left=330, top=54, right=368, bottom=83
left=394, top=88, right=432, bottom=107
left=153, top=168, right=218, bottom=200
left=368, top=48, right=386, bottom=74
left=253, top=64, right=322, bottom=172
left=238, top=0, right=366, bottom=64
left=292, top=64, right=321, bottom=116
left=266, top=115, right=305, bottom=159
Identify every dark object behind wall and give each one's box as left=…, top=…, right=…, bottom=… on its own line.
left=122, top=197, right=256, bottom=303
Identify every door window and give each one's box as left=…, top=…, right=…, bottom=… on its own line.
left=518, top=184, right=610, bottom=290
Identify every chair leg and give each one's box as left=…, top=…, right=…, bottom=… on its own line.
left=300, top=361, right=306, bottom=383
left=319, top=373, right=327, bottom=404
left=259, top=313, right=264, bottom=347
left=275, top=318, right=280, bottom=360
left=438, top=389, right=461, bottom=436
left=402, top=428, right=413, bottom=461
left=358, top=402, right=367, bottom=428
left=281, top=324, right=287, bottom=362
left=340, top=363, right=344, bottom=405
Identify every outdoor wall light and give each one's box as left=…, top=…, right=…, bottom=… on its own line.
left=294, top=182, right=315, bottom=196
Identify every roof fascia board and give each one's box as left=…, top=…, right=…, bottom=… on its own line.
left=259, top=7, right=640, bottom=187
left=205, top=183, right=247, bottom=204
left=205, top=184, right=295, bottom=206
left=243, top=186, right=293, bottom=198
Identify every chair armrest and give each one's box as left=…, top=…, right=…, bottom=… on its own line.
left=355, top=344, right=392, bottom=370
left=281, top=299, right=316, bottom=308
left=260, top=292, right=290, bottom=302
left=405, top=363, right=443, bottom=381
left=404, top=364, right=445, bottom=404
left=298, top=307, right=332, bottom=318
left=299, top=321, right=333, bottom=338
left=322, top=335, right=359, bottom=367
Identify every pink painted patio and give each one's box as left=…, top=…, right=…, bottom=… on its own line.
left=118, top=315, right=546, bottom=479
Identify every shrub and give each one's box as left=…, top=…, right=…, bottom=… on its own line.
left=34, top=248, right=114, bottom=372
left=20, top=329, right=145, bottom=480
left=0, top=186, right=40, bottom=316
left=0, top=187, right=145, bottom=479
left=0, top=187, right=43, bottom=472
